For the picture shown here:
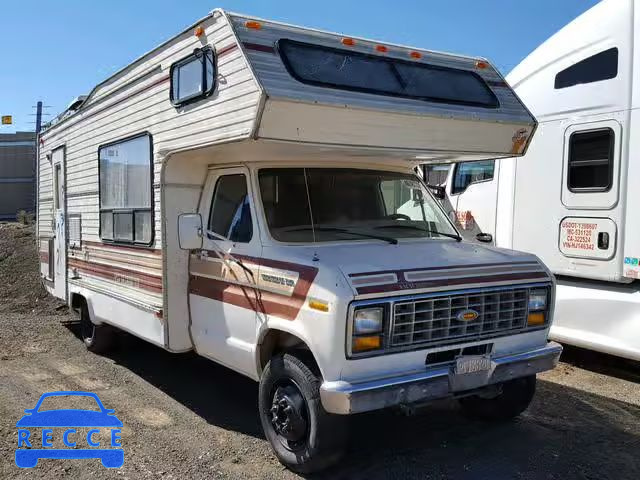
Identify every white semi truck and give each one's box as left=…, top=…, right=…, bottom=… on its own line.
left=424, top=0, right=640, bottom=362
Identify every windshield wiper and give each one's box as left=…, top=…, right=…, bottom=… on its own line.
left=284, top=226, right=398, bottom=245
left=374, top=223, right=462, bottom=242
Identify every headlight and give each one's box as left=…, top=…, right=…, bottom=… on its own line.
left=527, top=288, right=548, bottom=327
left=351, top=306, right=384, bottom=354
left=353, top=307, right=383, bottom=334
left=528, top=289, right=548, bottom=312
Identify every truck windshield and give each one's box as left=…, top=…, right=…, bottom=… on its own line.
left=258, top=168, right=459, bottom=243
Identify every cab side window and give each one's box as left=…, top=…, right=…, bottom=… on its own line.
left=567, top=129, right=614, bottom=192
left=208, top=174, right=253, bottom=243
left=451, top=160, right=494, bottom=194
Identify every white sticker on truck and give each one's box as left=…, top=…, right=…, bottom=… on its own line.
left=559, top=217, right=616, bottom=260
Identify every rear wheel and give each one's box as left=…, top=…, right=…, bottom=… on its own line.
left=258, top=352, right=348, bottom=474
left=458, top=375, right=537, bottom=421
left=79, top=302, right=114, bottom=354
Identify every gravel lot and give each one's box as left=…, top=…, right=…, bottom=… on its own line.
left=1, top=223, right=639, bottom=479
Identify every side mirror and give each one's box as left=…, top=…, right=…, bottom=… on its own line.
left=476, top=232, right=493, bottom=244
left=178, top=213, right=203, bottom=250
left=427, top=184, right=446, bottom=200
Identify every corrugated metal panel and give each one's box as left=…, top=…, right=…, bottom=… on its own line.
left=0, top=132, right=36, bottom=217
left=229, top=14, right=534, bottom=125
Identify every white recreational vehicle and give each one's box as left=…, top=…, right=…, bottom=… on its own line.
left=37, top=9, right=561, bottom=472
left=424, top=0, right=640, bottom=362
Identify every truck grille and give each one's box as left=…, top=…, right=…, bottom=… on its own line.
left=390, top=288, right=531, bottom=348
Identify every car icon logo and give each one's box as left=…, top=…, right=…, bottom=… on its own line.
left=15, top=391, right=123, bottom=468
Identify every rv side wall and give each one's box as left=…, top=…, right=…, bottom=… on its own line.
left=36, top=11, right=262, bottom=351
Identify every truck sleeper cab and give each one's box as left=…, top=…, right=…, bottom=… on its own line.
left=36, top=9, right=560, bottom=474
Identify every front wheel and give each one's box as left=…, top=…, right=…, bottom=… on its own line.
left=259, top=352, right=348, bottom=474
left=458, top=375, right=537, bottom=421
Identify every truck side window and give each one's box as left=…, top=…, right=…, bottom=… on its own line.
left=554, top=48, right=618, bottom=89
left=208, top=174, right=253, bottom=243
left=567, top=129, right=614, bottom=192
left=451, top=160, right=494, bottom=194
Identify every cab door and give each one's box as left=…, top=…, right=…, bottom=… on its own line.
left=556, top=120, right=623, bottom=279
left=424, top=161, right=498, bottom=243
left=188, top=167, right=262, bottom=376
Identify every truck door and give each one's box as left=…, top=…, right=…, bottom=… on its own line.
left=188, top=166, right=261, bottom=376
left=51, top=147, right=67, bottom=301
left=557, top=121, right=622, bottom=275
left=428, top=161, right=498, bottom=243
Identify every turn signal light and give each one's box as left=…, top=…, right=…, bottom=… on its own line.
left=309, top=299, right=329, bottom=312
left=527, top=312, right=545, bottom=326
left=352, top=335, right=382, bottom=352
left=245, top=21, right=262, bottom=30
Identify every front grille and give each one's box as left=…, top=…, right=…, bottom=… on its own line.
left=390, top=287, right=532, bottom=348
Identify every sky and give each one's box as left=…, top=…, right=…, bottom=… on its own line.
left=0, top=0, right=600, bottom=133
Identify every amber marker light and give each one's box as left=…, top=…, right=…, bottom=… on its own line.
left=352, top=335, right=382, bottom=353
left=475, top=60, right=489, bottom=69
left=527, top=312, right=545, bottom=326
left=309, top=299, right=329, bottom=312
left=375, top=45, right=388, bottom=53
left=409, top=51, right=422, bottom=59
left=341, top=37, right=356, bottom=46
left=194, top=26, right=204, bottom=37
left=245, top=20, right=262, bottom=29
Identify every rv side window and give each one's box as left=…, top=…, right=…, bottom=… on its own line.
left=99, top=134, right=153, bottom=245
left=451, top=160, right=494, bottom=194
left=207, top=174, right=253, bottom=243
left=170, top=47, right=216, bottom=106
left=554, top=48, right=618, bottom=89
left=567, top=129, right=614, bottom=192
left=278, top=39, right=498, bottom=108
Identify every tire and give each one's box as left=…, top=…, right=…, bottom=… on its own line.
left=79, top=302, right=114, bottom=354
left=259, top=352, right=348, bottom=474
left=458, top=375, right=537, bottom=421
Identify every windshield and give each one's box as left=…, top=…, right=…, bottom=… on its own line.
left=258, top=168, right=458, bottom=243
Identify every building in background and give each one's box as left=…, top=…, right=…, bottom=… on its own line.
left=0, top=131, right=36, bottom=220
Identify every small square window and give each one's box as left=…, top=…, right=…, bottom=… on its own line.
left=568, top=129, right=614, bottom=192
left=170, top=47, right=216, bottom=106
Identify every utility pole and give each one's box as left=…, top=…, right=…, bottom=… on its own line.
left=35, top=101, right=43, bottom=134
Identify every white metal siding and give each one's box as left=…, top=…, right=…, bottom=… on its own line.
left=37, top=11, right=261, bottom=325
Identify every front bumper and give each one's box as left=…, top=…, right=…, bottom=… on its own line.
left=320, top=341, right=562, bottom=415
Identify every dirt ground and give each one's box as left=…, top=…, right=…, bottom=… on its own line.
left=1, top=223, right=639, bottom=479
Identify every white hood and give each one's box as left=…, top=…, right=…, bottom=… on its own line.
left=264, top=240, right=551, bottom=299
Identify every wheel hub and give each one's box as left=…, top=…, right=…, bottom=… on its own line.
left=270, top=384, right=307, bottom=442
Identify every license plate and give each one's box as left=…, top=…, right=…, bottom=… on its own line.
left=455, top=355, right=492, bottom=375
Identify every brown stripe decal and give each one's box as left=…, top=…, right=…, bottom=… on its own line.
left=355, top=271, right=550, bottom=295
left=217, top=43, right=238, bottom=58
left=189, top=256, right=318, bottom=320
left=243, top=42, right=276, bottom=54
left=68, top=258, right=163, bottom=293
left=82, top=241, right=162, bottom=256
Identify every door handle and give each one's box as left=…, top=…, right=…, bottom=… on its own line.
left=597, top=232, right=610, bottom=250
